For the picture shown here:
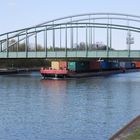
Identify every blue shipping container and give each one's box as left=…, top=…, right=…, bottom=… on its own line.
left=119, top=62, right=132, bottom=69
left=125, top=62, right=132, bottom=69
left=100, top=61, right=110, bottom=69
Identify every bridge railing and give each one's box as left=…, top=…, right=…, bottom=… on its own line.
left=0, top=50, right=140, bottom=59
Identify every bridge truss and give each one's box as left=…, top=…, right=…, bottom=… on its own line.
left=0, top=13, right=140, bottom=59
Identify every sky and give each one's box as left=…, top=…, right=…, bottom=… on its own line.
left=1, top=0, right=140, bottom=49
left=1, top=0, right=140, bottom=33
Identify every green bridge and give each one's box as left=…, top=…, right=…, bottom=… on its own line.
left=1, top=13, right=140, bottom=60
left=0, top=50, right=140, bottom=59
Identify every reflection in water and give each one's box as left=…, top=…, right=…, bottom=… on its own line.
left=41, top=79, right=67, bottom=94
left=41, top=79, right=68, bottom=113
left=0, top=72, right=140, bottom=140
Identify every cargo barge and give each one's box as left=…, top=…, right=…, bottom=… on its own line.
left=40, top=69, right=125, bottom=79
left=40, top=60, right=140, bottom=79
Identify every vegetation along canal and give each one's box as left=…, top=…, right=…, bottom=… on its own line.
left=0, top=72, right=140, bottom=140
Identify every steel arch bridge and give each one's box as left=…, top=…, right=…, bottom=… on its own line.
left=1, top=12, right=140, bottom=59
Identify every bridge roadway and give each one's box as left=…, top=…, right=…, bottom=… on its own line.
left=0, top=50, right=140, bottom=59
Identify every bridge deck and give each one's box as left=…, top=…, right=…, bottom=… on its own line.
left=0, top=50, right=140, bottom=59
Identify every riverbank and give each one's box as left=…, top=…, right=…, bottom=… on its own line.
left=0, top=68, right=17, bottom=75
left=0, top=68, right=40, bottom=75
left=109, top=115, right=140, bottom=140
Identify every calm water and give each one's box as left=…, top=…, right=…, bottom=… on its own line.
left=0, top=72, right=140, bottom=140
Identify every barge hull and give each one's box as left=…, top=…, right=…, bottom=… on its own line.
left=40, top=69, right=140, bottom=79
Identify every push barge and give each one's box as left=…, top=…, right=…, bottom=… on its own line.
left=40, top=68, right=126, bottom=79
left=40, top=60, right=140, bottom=79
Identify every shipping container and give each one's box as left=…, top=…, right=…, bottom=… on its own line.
left=68, top=61, right=89, bottom=72
left=51, top=61, right=60, bottom=70
left=125, top=62, right=132, bottom=69
left=100, top=61, right=110, bottom=70
left=111, top=62, right=119, bottom=69
left=68, top=62, right=75, bottom=71
left=89, top=60, right=100, bottom=71
left=119, top=62, right=132, bottom=69
left=119, top=62, right=125, bottom=68
left=133, top=61, right=140, bottom=68
left=131, top=63, right=136, bottom=69
left=59, top=61, right=67, bottom=69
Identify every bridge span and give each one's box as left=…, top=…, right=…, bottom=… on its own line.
left=0, top=13, right=140, bottom=60
left=0, top=50, right=140, bottom=60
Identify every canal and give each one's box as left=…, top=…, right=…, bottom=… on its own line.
left=0, top=72, right=140, bottom=140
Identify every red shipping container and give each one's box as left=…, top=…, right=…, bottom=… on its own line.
left=89, top=61, right=100, bottom=70
left=59, top=61, right=68, bottom=69
left=133, top=61, right=140, bottom=68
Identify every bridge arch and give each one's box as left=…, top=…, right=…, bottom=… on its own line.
left=0, top=13, right=140, bottom=59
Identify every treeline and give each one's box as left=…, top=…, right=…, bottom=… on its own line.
left=8, top=39, right=44, bottom=52
left=7, top=39, right=114, bottom=52
left=0, top=59, right=51, bottom=68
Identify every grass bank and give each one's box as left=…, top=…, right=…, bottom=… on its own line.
left=109, top=115, right=140, bottom=140
left=124, top=126, right=140, bottom=140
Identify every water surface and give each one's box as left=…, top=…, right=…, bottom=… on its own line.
left=0, top=72, right=140, bottom=140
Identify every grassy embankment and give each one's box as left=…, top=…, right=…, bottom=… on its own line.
left=125, top=126, right=140, bottom=140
